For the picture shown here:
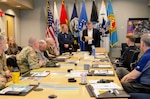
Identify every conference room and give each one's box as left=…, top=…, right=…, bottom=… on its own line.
left=0, top=0, right=150, bottom=99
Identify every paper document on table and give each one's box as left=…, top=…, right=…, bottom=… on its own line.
left=65, top=70, right=87, bottom=78
left=90, top=82, right=122, bottom=90
left=94, top=70, right=114, bottom=76
left=0, top=84, right=34, bottom=94
left=96, top=53, right=105, bottom=55
left=67, top=59, right=79, bottom=64
left=94, top=70, right=114, bottom=75
left=95, top=53, right=107, bottom=58
left=30, top=71, right=50, bottom=77
left=92, top=64, right=111, bottom=68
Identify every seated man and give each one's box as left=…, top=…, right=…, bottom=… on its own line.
left=114, top=34, right=137, bottom=66
left=116, top=34, right=150, bottom=93
left=45, top=38, right=58, bottom=58
left=36, top=40, right=49, bottom=65
left=0, top=35, right=12, bottom=89
left=16, top=37, right=44, bottom=74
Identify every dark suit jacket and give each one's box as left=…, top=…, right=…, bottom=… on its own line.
left=58, top=32, right=73, bottom=54
left=82, top=28, right=101, bottom=51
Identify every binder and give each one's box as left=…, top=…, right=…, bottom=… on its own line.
left=86, top=85, right=130, bottom=98
left=0, top=84, right=36, bottom=96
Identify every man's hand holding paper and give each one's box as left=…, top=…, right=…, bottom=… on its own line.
left=85, top=36, right=93, bottom=42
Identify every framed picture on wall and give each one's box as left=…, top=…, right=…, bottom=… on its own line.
left=127, top=18, right=150, bottom=43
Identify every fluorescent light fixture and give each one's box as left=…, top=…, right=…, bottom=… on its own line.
left=1, top=0, right=7, bottom=2
left=16, top=5, right=21, bottom=8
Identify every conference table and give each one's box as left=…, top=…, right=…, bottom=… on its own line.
left=1, top=51, right=128, bottom=99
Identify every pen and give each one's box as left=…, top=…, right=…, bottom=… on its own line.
left=115, top=89, right=120, bottom=94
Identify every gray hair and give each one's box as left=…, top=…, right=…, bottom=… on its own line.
left=45, top=38, right=54, bottom=43
left=28, top=37, right=38, bottom=47
left=141, top=34, right=150, bottom=47
left=39, top=40, right=47, bottom=46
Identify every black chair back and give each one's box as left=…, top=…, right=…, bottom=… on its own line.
left=124, top=49, right=140, bottom=71
left=6, top=55, right=19, bottom=70
left=121, top=43, right=128, bottom=55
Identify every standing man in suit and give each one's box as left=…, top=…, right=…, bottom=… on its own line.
left=58, top=24, right=73, bottom=55
left=82, top=22, right=101, bottom=52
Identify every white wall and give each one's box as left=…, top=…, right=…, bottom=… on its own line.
left=0, top=4, right=21, bottom=45
left=20, top=0, right=150, bottom=47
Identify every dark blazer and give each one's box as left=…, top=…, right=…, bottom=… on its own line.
left=82, top=28, right=101, bottom=51
left=58, top=32, right=73, bottom=54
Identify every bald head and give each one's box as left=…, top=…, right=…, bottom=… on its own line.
left=28, top=37, right=39, bottom=49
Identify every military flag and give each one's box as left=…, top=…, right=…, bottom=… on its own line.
left=107, top=0, right=118, bottom=47
left=70, top=0, right=79, bottom=51
left=78, top=0, right=88, bottom=51
left=60, top=0, right=68, bottom=25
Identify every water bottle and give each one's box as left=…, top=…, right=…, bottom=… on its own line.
left=81, top=72, right=87, bottom=84
left=69, top=48, right=72, bottom=55
left=12, top=67, right=20, bottom=83
left=91, top=45, right=96, bottom=56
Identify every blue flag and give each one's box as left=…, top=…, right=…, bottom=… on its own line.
left=107, top=0, right=118, bottom=47
left=78, top=0, right=88, bottom=51
left=70, top=2, right=79, bottom=51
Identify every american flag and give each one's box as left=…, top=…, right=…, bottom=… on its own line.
left=46, top=1, right=59, bottom=54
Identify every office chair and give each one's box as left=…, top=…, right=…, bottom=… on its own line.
left=6, top=55, right=19, bottom=71
left=121, top=43, right=128, bottom=55
left=129, top=93, right=150, bottom=99
left=115, top=49, right=140, bottom=71
left=129, top=49, right=140, bottom=70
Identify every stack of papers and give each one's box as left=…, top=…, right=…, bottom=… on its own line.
left=94, top=70, right=114, bottom=76
left=65, top=70, right=88, bottom=78
left=30, top=70, right=50, bottom=77
left=90, top=82, right=122, bottom=90
left=92, top=64, right=111, bottom=68
left=67, top=59, right=79, bottom=64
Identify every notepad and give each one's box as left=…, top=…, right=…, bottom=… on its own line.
left=65, top=70, right=88, bottom=78
left=30, top=71, right=50, bottom=77
left=93, top=70, right=114, bottom=76
left=92, top=64, right=111, bottom=68
left=0, top=84, right=35, bottom=96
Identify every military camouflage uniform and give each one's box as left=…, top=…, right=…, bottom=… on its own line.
left=16, top=46, right=41, bottom=74
left=0, top=53, right=11, bottom=89
left=36, top=49, right=49, bottom=65
left=46, top=46, right=55, bottom=55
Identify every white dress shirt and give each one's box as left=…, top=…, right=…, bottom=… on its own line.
left=87, top=29, right=93, bottom=44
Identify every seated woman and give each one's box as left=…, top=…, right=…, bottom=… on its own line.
left=6, top=37, right=21, bottom=55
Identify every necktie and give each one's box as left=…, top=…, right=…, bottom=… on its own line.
left=64, top=33, right=67, bottom=38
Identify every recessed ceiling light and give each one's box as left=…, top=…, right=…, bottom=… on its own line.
left=1, top=0, right=7, bottom=2
left=16, top=5, right=21, bottom=8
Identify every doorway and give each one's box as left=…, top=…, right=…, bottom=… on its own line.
left=5, top=14, right=15, bottom=38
